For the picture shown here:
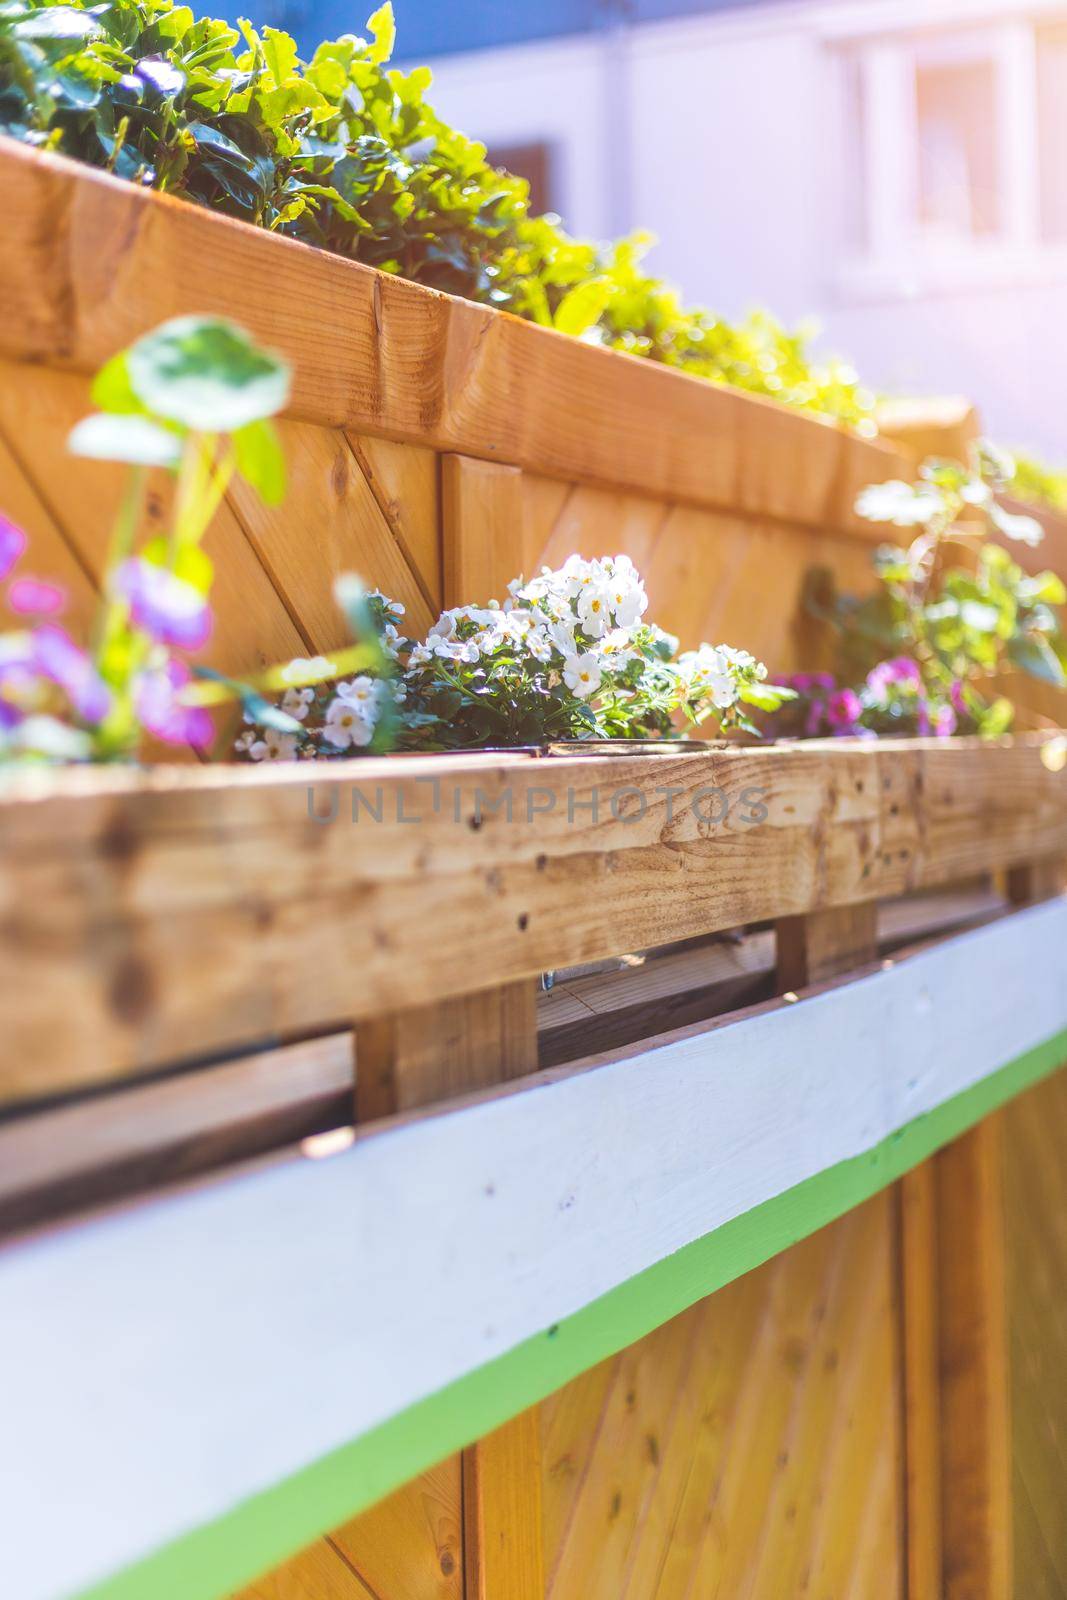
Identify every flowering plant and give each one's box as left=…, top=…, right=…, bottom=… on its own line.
left=236, top=555, right=791, bottom=759
left=0, top=317, right=387, bottom=763
left=789, top=443, right=1067, bottom=739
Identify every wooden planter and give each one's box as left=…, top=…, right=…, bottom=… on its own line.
left=1, top=136, right=1066, bottom=1600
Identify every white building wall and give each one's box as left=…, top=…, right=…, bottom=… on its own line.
left=415, top=0, right=1067, bottom=459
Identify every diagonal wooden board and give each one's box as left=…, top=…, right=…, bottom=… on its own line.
left=0, top=901, right=1065, bottom=1600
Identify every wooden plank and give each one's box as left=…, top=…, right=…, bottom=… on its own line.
left=0, top=907, right=1062, bottom=1600
left=936, top=1117, right=1012, bottom=1600
left=441, top=455, right=525, bottom=608
left=347, top=434, right=443, bottom=613
left=875, top=396, right=981, bottom=467
left=0, top=139, right=905, bottom=532
left=0, top=1034, right=354, bottom=1236
left=0, top=358, right=309, bottom=684
left=0, top=738, right=1064, bottom=1098
left=776, top=901, right=879, bottom=989
left=464, top=1408, right=545, bottom=1600
left=227, top=419, right=437, bottom=644
left=329, top=1457, right=464, bottom=1600
left=355, top=982, right=537, bottom=1122
left=1002, top=1066, right=1067, bottom=1600
left=897, top=1161, right=943, bottom=1600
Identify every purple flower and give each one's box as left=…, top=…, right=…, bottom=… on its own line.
left=114, top=559, right=212, bottom=650
left=826, top=687, right=864, bottom=736
left=136, top=661, right=214, bottom=749
left=950, top=679, right=967, bottom=716
left=932, top=704, right=958, bottom=737
left=8, top=576, right=67, bottom=617
left=867, top=656, right=922, bottom=702
left=33, top=625, right=111, bottom=724
left=0, top=515, right=26, bottom=581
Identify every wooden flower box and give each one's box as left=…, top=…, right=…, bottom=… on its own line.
left=1, top=135, right=1066, bottom=1600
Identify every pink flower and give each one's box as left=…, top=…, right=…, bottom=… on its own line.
left=8, top=576, right=68, bottom=617
left=136, top=660, right=214, bottom=748
left=779, top=671, right=835, bottom=694
left=932, top=704, right=957, bottom=738
left=867, top=656, right=922, bottom=702
left=33, top=625, right=110, bottom=724
left=950, top=679, right=967, bottom=716
left=826, top=687, right=864, bottom=735
left=114, top=559, right=212, bottom=650
left=0, top=515, right=26, bottom=581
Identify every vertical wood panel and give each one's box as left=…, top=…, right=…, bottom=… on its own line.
left=465, top=1407, right=545, bottom=1600
left=776, top=902, right=879, bottom=989
left=354, top=980, right=538, bottom=1123
left=936, top=1118, right=1012, bottom=1600
left=541, top=1195, right=903, bottom=1600
left=347, top=433, right=442, bottom=614
left=1002, top=1066, right=1067, bottom=1600
left=442, top=455, right=525, bottom=608
left=898, top=1162, right=943, bottom=1600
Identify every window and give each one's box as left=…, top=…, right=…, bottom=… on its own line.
left=1038, top=24, right=1067, bottom=243
left=916, top=58, right=999, bottom=241
left=833, top=19, right=1052, bottom=294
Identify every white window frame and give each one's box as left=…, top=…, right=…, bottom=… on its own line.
left=825, top=11, right=1066, bottom=300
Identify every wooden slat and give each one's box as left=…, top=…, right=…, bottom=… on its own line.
left=464, top=1408, right=545, bottom=1600
left=355, top=980, right=538, bottom=1122
left=0, top=1034, right=354, bottom=1236
left=442, top=454, right=524, bottom=608
left=0, top=738, right=1064, bottom=1101
left=876, top=396, right=981, bottom=467
left=348, top=433, right=443, bottom=612
left=0, top=139, right=905, bottom=532
left=1002, top=1066, right=1067, bottom=1600
left=776, top=901, right=879, bottom=989
left=936, top=1118, right=1012, bottom=1600
left=227, top=419, right=437, bottom=644
left=898, top=1162, right=943, bottom=1599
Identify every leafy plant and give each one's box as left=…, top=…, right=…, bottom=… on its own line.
left=0, top=314, right=383, bottom=761
left=1010, top=450, right=1067, bottom=515
left=780, top=443, right=1067, bottom=739
left=237, top=554, right=793, bottom=758
left=0, top=0, right=873, bottom=430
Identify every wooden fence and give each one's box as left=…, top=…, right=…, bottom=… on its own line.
left=1, top=134, right=1066, bottom=1600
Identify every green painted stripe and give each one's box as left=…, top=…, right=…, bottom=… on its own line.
left=79, top=1028, right=1067, bottom=1600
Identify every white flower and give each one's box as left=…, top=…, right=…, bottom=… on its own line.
left=525, top=626, right=553, bottom=663
left=249, top=728, right=300, bottom=762
left=562, top=652, right=603, bottom=699
left=407, top=643, right=433, bottom=668
left=678, top=645, right=739, bottom=710
left=855, top=480, right=945, bottom=528
left=991, top=505, right=1044, bottom=547
left=234, top=728, right=256, bottom=753
left=577, top=583, right=613, bottom=638
left=561, top=554, right=605, bottom=598
left=598, top=627, right=638, bottom=666
left=603, top=557, right=648, bottom=627
left=281, top=687, right=314, bottom=721
left=546, top=619, right=578, bottom=658
left=324, top=696, right=374, bottom=748
left=337, top=675, right=379, bottom=713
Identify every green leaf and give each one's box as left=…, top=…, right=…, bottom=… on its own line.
left=91, top=352, right=145, bottom=416
left=366, top=2, right=395, bottom=65
left=1009, top=633, right=1067, bottom=686
left=553, top=279, right=612, bottom=338
left=261, top=25, right=297, bottom=83
left=232, top=419, right=286, bottom=504
left=125, top=316, right=291, bottom=431
left=739, top=681, right=795, bottom=710
left=67, top=412, right=181, bottom=466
